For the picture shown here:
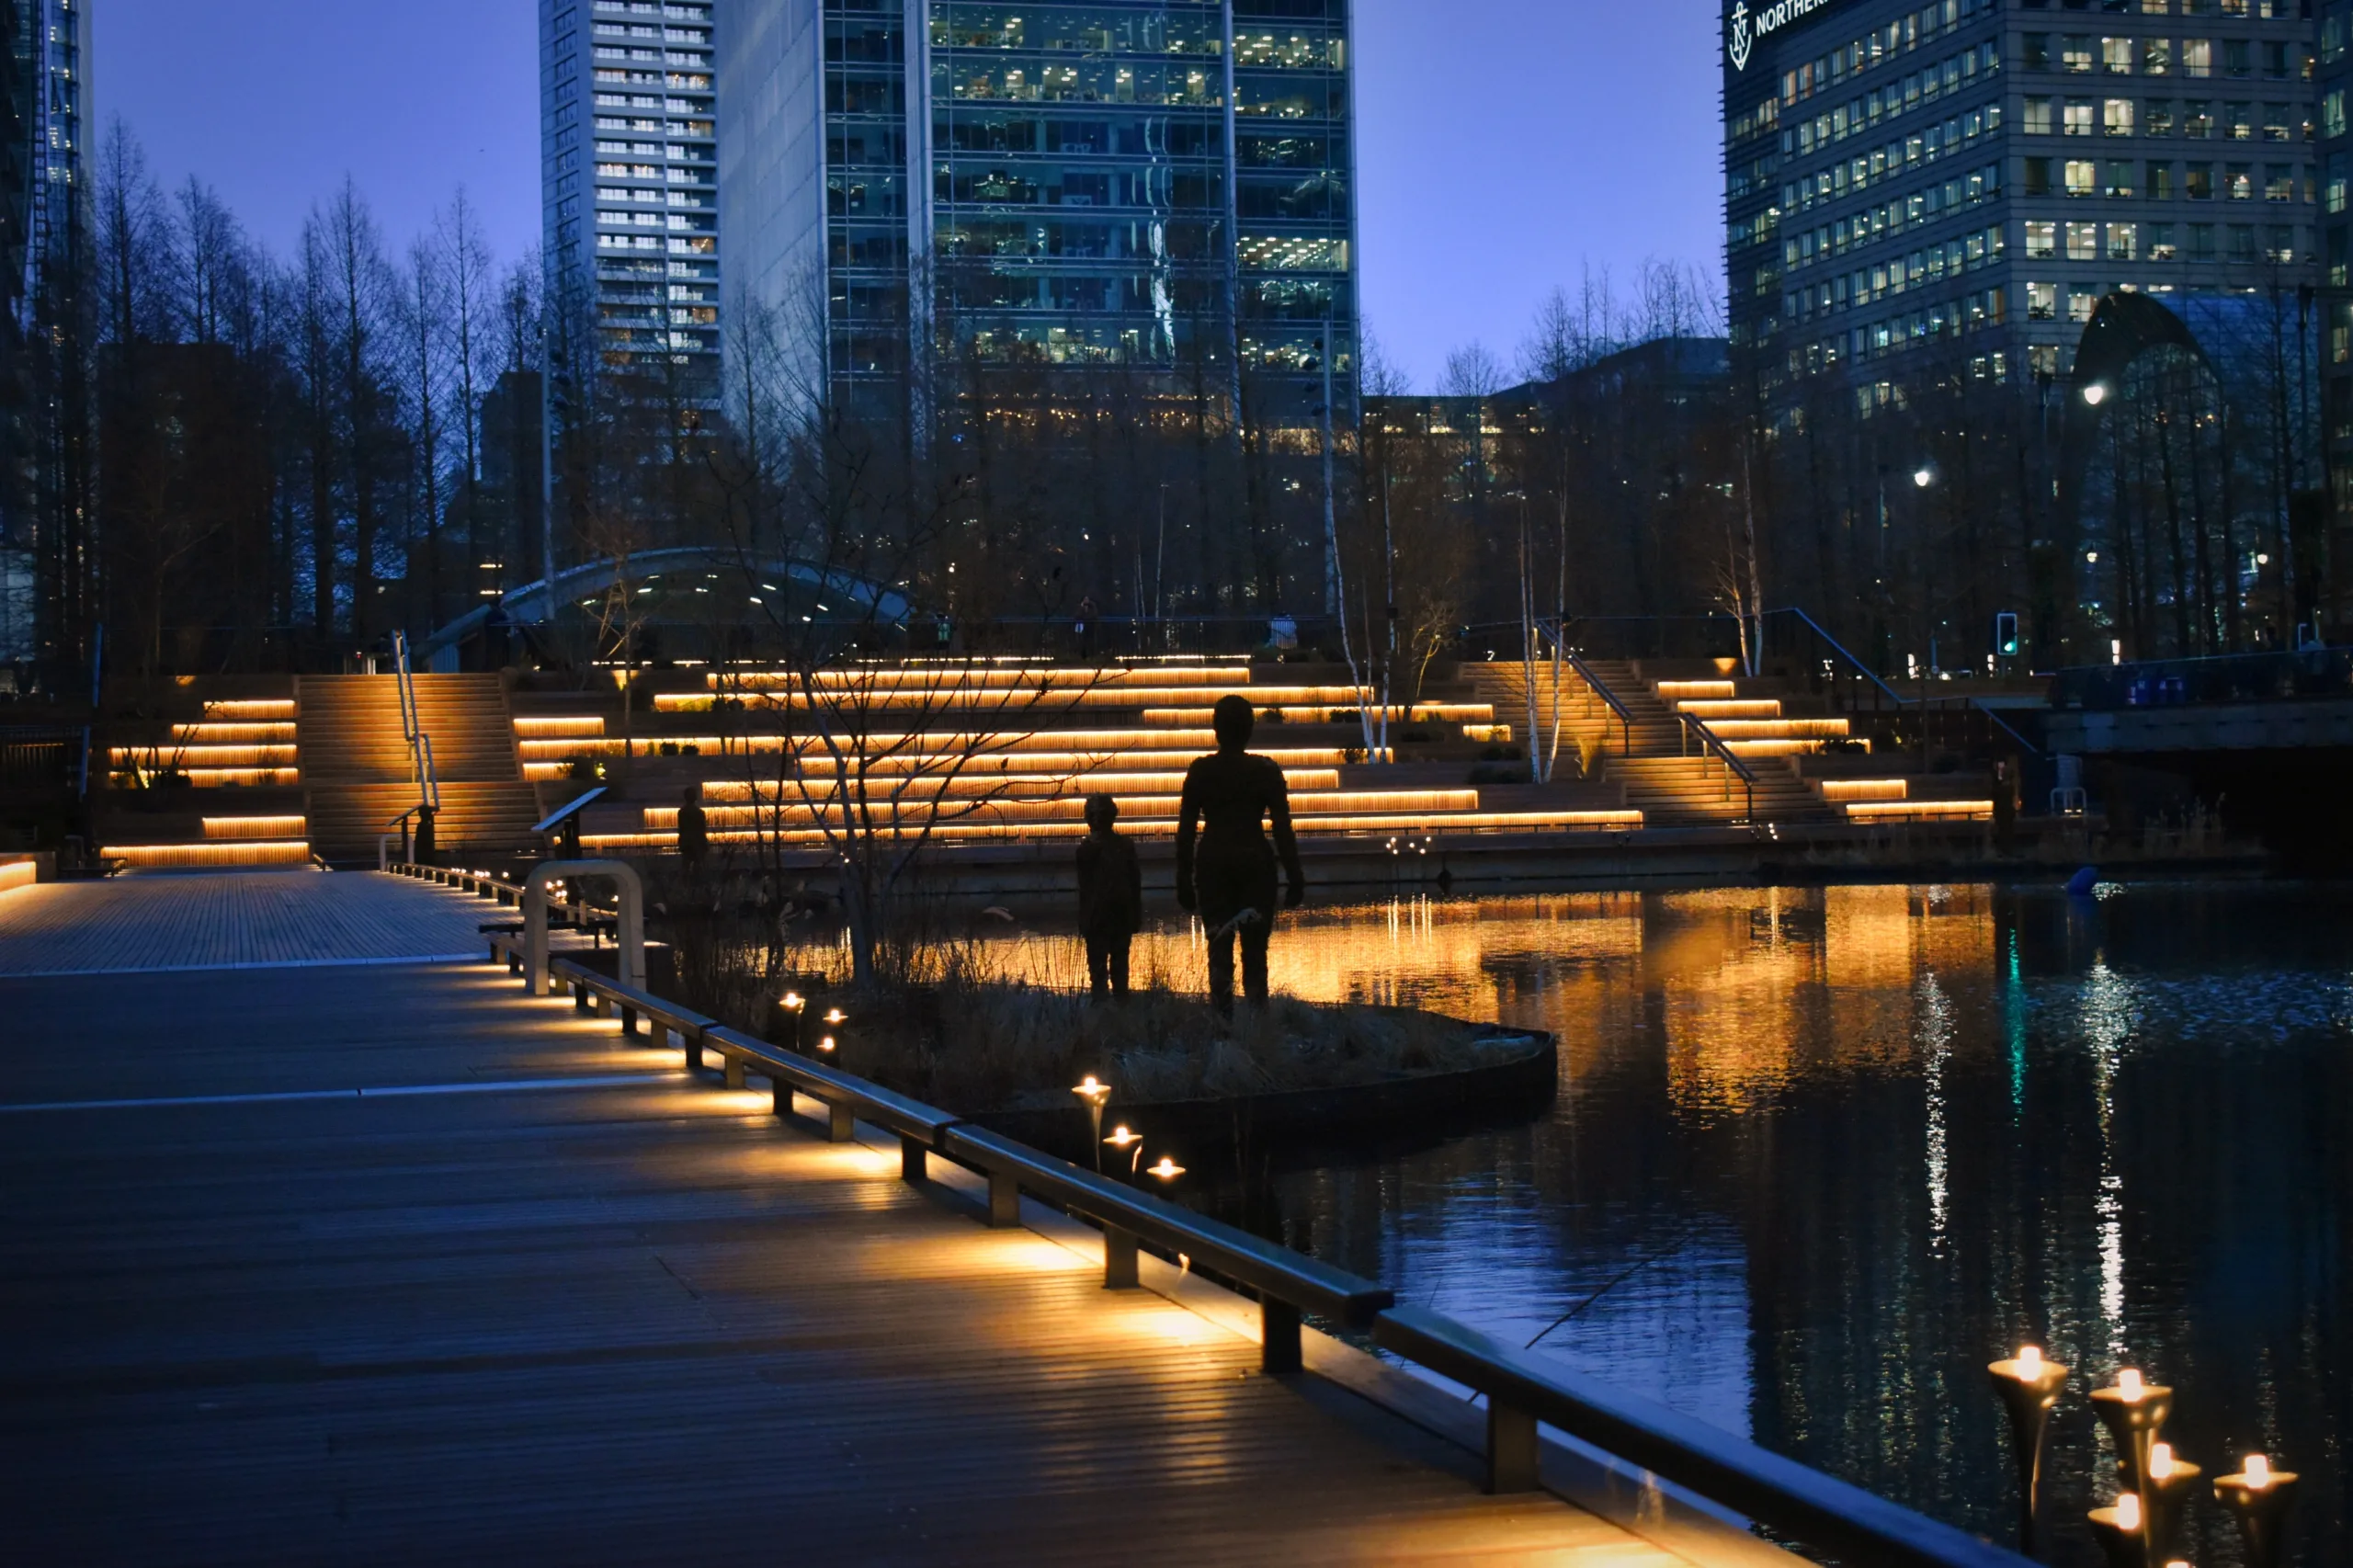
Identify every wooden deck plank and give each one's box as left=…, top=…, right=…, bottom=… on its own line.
left=0, top=869, right=494, bottom=976
left=2, top=874, right=1683, bottom=1566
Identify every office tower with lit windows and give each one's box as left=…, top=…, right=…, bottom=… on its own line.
left=1726, top=0, right=2316, bottom=414
left=4, top=0, right=90, bottom=665
left=540, top=0, right=721, bottom=391
left=2318, top=0, right=2353, bottom=613
left=716, top=0, right=1357, bottom=426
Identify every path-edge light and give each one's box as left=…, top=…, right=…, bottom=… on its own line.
left=1146, top=1155, right=1185, bottom=1181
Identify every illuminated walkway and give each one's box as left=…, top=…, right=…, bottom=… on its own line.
left=2, top=872, right=1688, bottom=1565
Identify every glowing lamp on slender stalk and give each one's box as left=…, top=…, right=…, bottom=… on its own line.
left=2090, top=1367, right=2174, bottom=1501
left=779, top=991, right=806, bottom=1053
left=1104, top=1124, right=1144, bottom=1174
left=2086, top=1493, right=2143, bottom=1568
left=1145, top=1156, right=1185, bottom=1182
left=1072, top=1075, right=1113, bottom=1170
left=2137, top=1441, right=2203, bottom=1562
left=1987, top=1344, right=2069, bottom=1552
left=2214, top=1453, right=2300, bottom=1568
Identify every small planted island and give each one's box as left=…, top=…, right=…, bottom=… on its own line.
left=765, top=976, right=1557, bottom=1172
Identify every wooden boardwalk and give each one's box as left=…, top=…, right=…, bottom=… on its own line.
left=0, top=868, right=492, bottom=976
left=2, top=872, right=1692, bottom=1565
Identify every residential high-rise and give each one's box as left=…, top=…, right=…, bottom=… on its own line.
left=540, top=0, right=721, bottom=390
left=716, top=0, right=1358, bottom=428
left=1725, top=0, right=2316, bottom=408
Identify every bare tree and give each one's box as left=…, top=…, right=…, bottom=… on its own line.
left=322, top=180, right=392, bottom=647
left=399, top=235, right=447, bottom=631
left=440, top=189, right=495, bottom=614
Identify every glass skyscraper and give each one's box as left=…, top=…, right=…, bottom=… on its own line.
left=717, top=0, right=1356, bottom=426
left=3, top=0, right=87, bottom=665
left=1725, top=0, right=2317, bottom=408
left=540, top=0, right=722, bottom=387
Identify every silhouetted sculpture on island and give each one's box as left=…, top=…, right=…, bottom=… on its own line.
left=677, top=786, right=709, bottom=876
left=1074, top=793, right=1141, bottom=1000
left=1176, top=695, right=1304, bottom=1016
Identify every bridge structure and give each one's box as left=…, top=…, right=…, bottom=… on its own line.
left=2041, top=646, right=2353, bottom=859
left=0, top=866, right=2025, bottom=1567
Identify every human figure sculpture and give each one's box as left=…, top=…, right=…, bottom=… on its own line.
left=1074, top=793, right=1140, bottom=1000
left=1176, top=694, right=1304, bottom=1015
left=676, top=785, right=709, bottom=876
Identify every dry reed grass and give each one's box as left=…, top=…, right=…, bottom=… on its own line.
left=765, top=925, right=1506, bottom=1114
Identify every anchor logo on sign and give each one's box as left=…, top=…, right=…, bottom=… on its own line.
left=1728, top=1, right=1753, bottom=71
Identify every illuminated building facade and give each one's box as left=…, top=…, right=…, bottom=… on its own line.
left=3, top=0, right=88, bottom=666
left=540, top=0, right=722, bottom=389
left=1727, top=0, right=2318, bottom=412
left=2319, top=0, right=2353, bottom=619
left=716, top=0, right=1358, bottom=426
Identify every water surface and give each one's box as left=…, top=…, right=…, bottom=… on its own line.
left=1006, top=883, right=2350, bottom=1563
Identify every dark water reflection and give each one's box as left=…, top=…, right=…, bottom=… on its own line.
left=1156, top=884, right=2348, bottom=1565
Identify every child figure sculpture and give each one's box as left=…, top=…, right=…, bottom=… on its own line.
left=1075, top=793, right=1142, bottom=1000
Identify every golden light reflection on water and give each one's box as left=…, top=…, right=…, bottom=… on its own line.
left=946, top=884, right=2001, bottom=1119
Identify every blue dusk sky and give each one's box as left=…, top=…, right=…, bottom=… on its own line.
left=95, top=0, right=1724, bottom=391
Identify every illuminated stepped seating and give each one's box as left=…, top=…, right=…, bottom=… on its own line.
left=299, top=675, right=540, bottom=863
left=1816, top=778, right=1995, bottom=822
left=108, top=699, right=301, bottom=788
left=97, top=697, right=313, bottom=868
left=107, top=815, right=314, bottom=870
left=668, top=663, right=1507, bottom=742
left=516, top=721, right=1375, bottom=781
left=1653, top=680, right=1854, bottom=758
left=1472, top=661, right=1836, bottom=827
left=525, top=663, right=1641, bottom=852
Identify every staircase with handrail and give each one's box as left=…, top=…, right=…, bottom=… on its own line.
left=300, top=664, right=538, bottom=865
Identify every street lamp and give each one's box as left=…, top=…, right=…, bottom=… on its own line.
left=1913, top=465, right=1935, bottom=489
left=2083, top=382, right=2109, bottom=406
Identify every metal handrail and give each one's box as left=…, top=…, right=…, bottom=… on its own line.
left=1678, top=711, right=1756, bottom=820
left=1536, top=621, right=1635, bottom=757
left=1779, top=606, right=1909, bottom=708
left=1375, top=1307, right=2024, bottom=1566
left=1776, top=608, right=2043, bottom=760
left=477, top=884, right=2028, bottom=1568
